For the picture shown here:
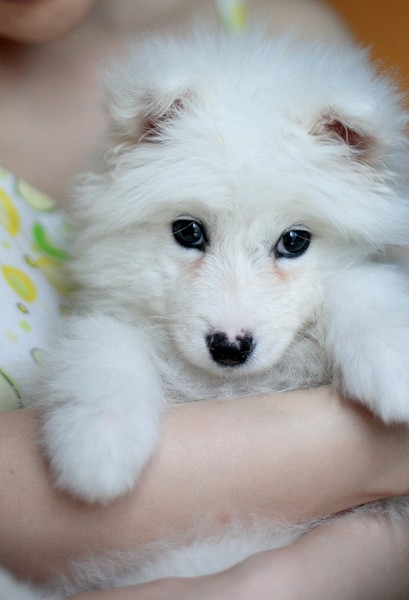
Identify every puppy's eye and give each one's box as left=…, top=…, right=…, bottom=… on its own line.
left=172, top=219, right=207, bottom=251
left=274, top=229, right=311, bottom=258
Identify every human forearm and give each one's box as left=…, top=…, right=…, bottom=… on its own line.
left=266, top=512, right=409, bottom=600
left=91, top=513, right=409, bottom=600
left=1, top=387, right=408, bottom=583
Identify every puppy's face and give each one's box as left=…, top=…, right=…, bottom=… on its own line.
left=94, top=167, right=368, bottom=379
left=164, top=204, right=322, bottom=376
left=75, top=150, right=364, bottom=378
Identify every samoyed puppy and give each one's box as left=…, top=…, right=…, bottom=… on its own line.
left=2, top=29, right=409, bottom=598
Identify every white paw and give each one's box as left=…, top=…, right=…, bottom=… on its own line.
left=36, top=314, right=164, bottom=504
left=42, top=398, right=161, bottom=504
left=338, top=328, right=409, bottom=425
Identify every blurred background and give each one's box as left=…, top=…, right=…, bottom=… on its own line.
left=328, top=0, right=409, bottom=90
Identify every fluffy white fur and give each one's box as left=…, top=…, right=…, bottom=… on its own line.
left=3, top=29, right=409, bottom=597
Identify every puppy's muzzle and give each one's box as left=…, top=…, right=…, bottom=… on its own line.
left=206, top=331, right=255, bottom=367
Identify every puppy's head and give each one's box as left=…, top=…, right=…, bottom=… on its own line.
left=71, top=31, right=409, bottom=377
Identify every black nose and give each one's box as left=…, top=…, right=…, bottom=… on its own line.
left=206, top=332, right=254, bottom=367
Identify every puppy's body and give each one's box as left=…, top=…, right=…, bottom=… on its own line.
left=3, top=30, right=409, bottom=597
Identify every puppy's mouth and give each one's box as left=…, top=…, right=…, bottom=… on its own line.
left=205, top=331, right=255, bottom=368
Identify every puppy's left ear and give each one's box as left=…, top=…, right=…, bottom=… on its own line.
left=310, top=111, right=378, bottom=164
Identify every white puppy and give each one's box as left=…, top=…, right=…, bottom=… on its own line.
left=2, top=29, right=409, bottom=598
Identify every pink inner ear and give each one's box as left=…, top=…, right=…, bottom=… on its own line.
left=140, top=97, right=185, bottom=143
left=324, top=119, right=366, bottom=150
left=140, top=116, right=160, bottom=141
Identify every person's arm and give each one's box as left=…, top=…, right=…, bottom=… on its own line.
left=71, top=513, right=409, bottom=600
left=1, top=386, right=409, bottom=585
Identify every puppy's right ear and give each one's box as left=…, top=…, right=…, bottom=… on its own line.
left=104, top=88, right=192, bottom=153
left=101, top=36, right=203, bottom=154
left=137, top=96, right=188, bottom=143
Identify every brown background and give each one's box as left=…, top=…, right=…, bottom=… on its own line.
left=328, top=0, right=409, bottom=90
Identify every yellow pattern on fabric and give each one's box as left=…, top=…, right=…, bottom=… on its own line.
left=17, top=178, right=56, bottom=211
left=0, top=188, right=20, bottom=236
left=0, top=169, right=70, bottom=410
left=2, top=264, right=38, bottom=302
